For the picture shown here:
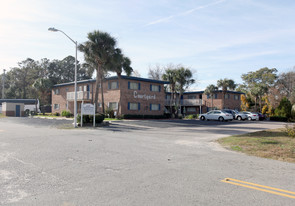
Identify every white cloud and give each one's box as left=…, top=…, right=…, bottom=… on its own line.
left=145, top=0, right=226, bottom=26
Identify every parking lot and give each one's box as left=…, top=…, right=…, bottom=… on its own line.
left=1, top=117, right=295, bottom=206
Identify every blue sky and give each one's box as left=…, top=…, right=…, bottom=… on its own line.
left=1, top=0, right=295, bottom=90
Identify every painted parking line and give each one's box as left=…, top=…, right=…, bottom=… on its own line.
left=221, top=178, right=295, bottom=199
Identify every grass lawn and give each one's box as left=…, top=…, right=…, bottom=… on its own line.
left=217, top=128, right=295, bottom=163
left=0, top=113, right=5, bottom=118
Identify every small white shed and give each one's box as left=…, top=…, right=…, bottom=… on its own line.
left=2, top=102, right=25, bottom=117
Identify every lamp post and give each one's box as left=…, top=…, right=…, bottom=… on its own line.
left=2, top=69, right=5, bottom=99
left=48, top=27, right=78, bottom=128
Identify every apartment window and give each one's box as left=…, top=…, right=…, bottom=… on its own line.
left=150, top=104, right=160, bottom=111
left=79, top=86, right=82, bottom=91
left=214, top=94, right=218, bottom=99
left=65, top=88, right=69, bottom=92
left=207, top=94, right=210, bottom=99
left=128, top=82, right=140, bottom=90
left=84, top=85, right=87, bottom=91
left=166, top=94, right=171, bottom=100
left=98, top=103, right=102, bottom=107
left=188, top=95, right=196, bottom=99
left=109, top=81, right=119, bottom=90
left=150, top=84, right=161, bottom=92
left=187, top=107, right=196, bottom=112
left=108, top=102, right=118, bottom=110
left=54, top=88, right=60, bottom=95
left=54, top=104, right=60, bottom=110
left=128, top=102, right=140, bottom=110
left=225, top=94, right=230, bottom=99
left=234, top=95, right=239, bottom=100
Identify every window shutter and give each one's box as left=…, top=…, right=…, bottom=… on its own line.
left=150, top=84, right=152, bottom=91
left=138, top=103, right=140, bottom=110
left=150, top=104, right=152, bottom=111
left=128, top=102, right=130, bottom=110
left=128, top=82, right=130, bottom=89
left=108, top=82, right=111, bottom=89
left=138, top=83, right=141, bottom=90
left=159, top=85, right=161, bottom=92
left=159, top=104, right=161, bottom=111
left=116, top=82, right=119, bottom=89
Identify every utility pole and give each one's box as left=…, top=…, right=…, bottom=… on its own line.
left=2, top=69, right=5, bottom=99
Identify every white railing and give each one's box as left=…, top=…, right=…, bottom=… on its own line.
left=67, top=91, right=92, bottom=101
left=165, top=99, right=202, bottom=106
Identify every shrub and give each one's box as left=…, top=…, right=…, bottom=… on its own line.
left=61, top=110, right=72, bottom=118
left=269, top=116, right=288, bottom=122
left=274, top=97, right=292, bottom=118
left=184, top=114, right=198, bottom=119
left=105, top=107, right=115, bottom=118
left=55, top=112, right=60, bottom=116
left=285, top=125, right=295, bottom=138
left=77, top=113, right=105, bottom=125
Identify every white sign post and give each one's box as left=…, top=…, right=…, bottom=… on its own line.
left=81, top=103, right=96, bottom=127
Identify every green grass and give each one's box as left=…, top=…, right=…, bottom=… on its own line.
left=0, top=113, right=5, bottom=118
left=217, top=129, right=295, bottom=163
left=104, top=118, right=122, bottom=121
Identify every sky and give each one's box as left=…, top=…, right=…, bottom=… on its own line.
left=1, top=0, right=295, bottom=90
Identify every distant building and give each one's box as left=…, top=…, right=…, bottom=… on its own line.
left=0, top=99, right=40, bottom=114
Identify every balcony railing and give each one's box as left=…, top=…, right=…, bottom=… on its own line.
left=165, top=99, right=202, bottom=106
left=67, top=91, right=92, bottom=101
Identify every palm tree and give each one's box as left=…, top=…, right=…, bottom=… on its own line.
left=105, top=48, right=133, bottom=115
left=162, top=69, right=177, bottom=115
left=175, top=67, right=195, bottom=115
left=79, top=30, right=117, bottom=113
left=204, top=84, right=217, bottom=111
left=217, top=78, right=236, bottom=109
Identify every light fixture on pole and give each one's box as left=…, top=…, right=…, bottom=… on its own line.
left=2, top=69, right=5, bottom=99
left=48, top=27, right=78, bottom=128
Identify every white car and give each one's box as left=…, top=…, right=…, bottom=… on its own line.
left=241, top=111, right=259, bottom=121
left=235, top=112, right=248, bottom=121
left=200, top=110, right=233, bottom=121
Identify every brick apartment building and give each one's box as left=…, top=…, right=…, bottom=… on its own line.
left=165, top=90, right=244, bottom=115
left=52, top=76, right=243, bottom=116
left=52, top=75, right=169, bottom=116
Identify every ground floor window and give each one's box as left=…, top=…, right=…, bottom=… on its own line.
left=187, top=107, right=196, bottom=112
left=150, top=104, right=160, bottom=111
left=54, top=104, right=60, bottom=110
left=128, top=102, right=140, bottom=110
left=108, top=102, right=118, bottom=110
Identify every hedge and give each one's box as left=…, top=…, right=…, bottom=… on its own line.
left=77, top=113, right=105, bottom=124
left=269, top=116, right=288, bottom=122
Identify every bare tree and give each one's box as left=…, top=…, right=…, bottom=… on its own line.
left=148, top=64, right=164, bottom=80
left=132, top=70, right=141, bottom=77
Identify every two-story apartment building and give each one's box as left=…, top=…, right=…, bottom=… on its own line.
left=52, top=75, right=169, bottom=116
left=165, top=90, right=243, bottom=114
left=52, top=75, right=244, bottom=116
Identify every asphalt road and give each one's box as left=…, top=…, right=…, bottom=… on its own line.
left=0, top=117, right=294, bottom=206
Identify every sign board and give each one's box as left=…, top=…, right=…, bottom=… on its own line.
left=81, top=103, right=95, bottom=127
left=82, top=103, right=95, bottom=115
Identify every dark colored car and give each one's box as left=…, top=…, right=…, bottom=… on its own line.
left=257, top=113, right=266, bottom=121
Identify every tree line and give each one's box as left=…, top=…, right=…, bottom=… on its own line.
left=0, top=56, right=92, bottom=106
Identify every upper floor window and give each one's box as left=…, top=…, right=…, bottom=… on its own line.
left=54, top=88, right=60, bottom=95
left=214, top=94, right=218, bottom=99
left=225, top=94, right=230, bottom=99
left=150, top=84, right=161, bottom=92
left=128, top=82, right=140, bottom=90
left=108, top=81, right=119, bottom=90
left=234, top=95, right=239, bottom=100
left=188, top=95, right=196, bottom=99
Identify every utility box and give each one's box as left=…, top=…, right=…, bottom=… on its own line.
left=2, top=102, right=25, bottom=117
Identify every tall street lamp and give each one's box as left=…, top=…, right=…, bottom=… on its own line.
left=2, top=69, right=5, bottom=99
left=48, top=27, right=78, bottom=128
